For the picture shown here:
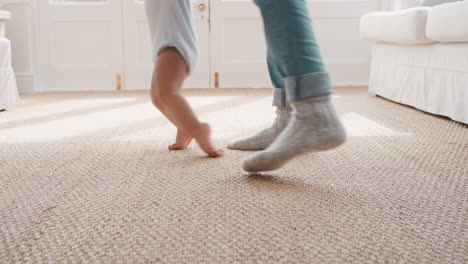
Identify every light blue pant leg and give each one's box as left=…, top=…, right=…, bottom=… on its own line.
left=267, top=52, right=287, bottom=106
left=255, top=0, right=332, bottom=104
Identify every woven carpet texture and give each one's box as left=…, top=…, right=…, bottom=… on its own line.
left=0, top=87, right=467, bottom=263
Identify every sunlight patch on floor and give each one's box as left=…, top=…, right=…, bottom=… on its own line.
left=1, top=98, right=138, bottom=123
left=0, top=93, right=411, bottom=144
left=0, top=96, right=241, bottom=143
left=108, top=96, right=271, bottom=142
left=342, top=112, right=411, bottom=137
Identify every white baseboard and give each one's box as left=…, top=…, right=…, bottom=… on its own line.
left=16, top=75, right=36, bottom=94
left=334, top=82, right=369, bottom=87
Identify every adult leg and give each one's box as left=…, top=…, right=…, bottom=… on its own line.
left=243, top=0, right=346, bottom=172
left=227, top=52, right=291, bottom=151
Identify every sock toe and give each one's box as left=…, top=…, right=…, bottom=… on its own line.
left=227, top=139, right=249, bottom=150
left=226, top=140, right=238, bottom=150
left=242, top=155, right=262, bottom=172
left=227, top=106, right=291, bottom=151
left=242, top=152, right=285, bottom=172
left=227, top=138, right=269, bottom=151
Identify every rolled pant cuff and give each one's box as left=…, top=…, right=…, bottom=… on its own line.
left=284, top=72, right=332, bottom=103
left=272, top=88, right=287, bottom=106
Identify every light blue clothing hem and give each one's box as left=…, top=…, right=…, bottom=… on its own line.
left=145, top=0, right=199, bottom=75
left=156, top=43, right=197, bottom=75
left=273, top=72, right=332, bottom=106
left=284, top=72, right=332, bottom=103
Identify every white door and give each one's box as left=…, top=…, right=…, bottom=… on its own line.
left=122, top=0, right=211, bottom=90
left=38, top=0, right=124, bottom=92
left=38, top=0, right=211, bottom=92
left=210, top=0, right=380, bottom=87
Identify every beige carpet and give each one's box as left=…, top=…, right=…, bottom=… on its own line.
left=0, top=87, right=467, bottom=263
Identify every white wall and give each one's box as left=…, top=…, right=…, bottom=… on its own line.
left=3, top=0, right=38, bottom=93
left=381, top=0, right=394, bottom=11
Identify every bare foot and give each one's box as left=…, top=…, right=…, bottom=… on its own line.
left=192, top=123, right=224, bottom=157
left=168, top=128, right=193, bottom=150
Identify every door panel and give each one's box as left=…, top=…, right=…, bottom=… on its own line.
left=210, top=0, right=380, bottom=88
left=122, top=0, right=211, bottom=90
left=210, top=1, right=267, bottom=88
left=38, top=0, right=124, bottom=91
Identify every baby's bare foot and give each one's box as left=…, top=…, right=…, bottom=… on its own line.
left=168, top=128, right=193, bottom=151
left=192, top=123, right=223, bottom=157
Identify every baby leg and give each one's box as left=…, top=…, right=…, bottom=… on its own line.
left=151, top=47, right=223, bottom=157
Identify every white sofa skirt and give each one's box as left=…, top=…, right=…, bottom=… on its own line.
left=369, top=43, right=468, bottom=124
left=0, top=38, right=19, bottom=110
left=0, top=67, right=18, bottom=110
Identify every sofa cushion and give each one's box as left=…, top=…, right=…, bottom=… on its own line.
left=360, top=7, right=435, bottom=45
left=426, top=1, right=468, bottom=42
left=419, top=0, right=462, bottom=7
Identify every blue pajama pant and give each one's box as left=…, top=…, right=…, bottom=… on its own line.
left=254, top=0, right=333, bottom=106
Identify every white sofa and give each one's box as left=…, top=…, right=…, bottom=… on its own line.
left=0, top=37, right=18, bottom=111
left=0, top=9, right=18, bottom=111
left=360, top=0, right=468, bottom=124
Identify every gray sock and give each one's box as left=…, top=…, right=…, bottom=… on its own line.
left=227, top=106, right=291, bottom=151
left=242, top=96, right=346, bottom=172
